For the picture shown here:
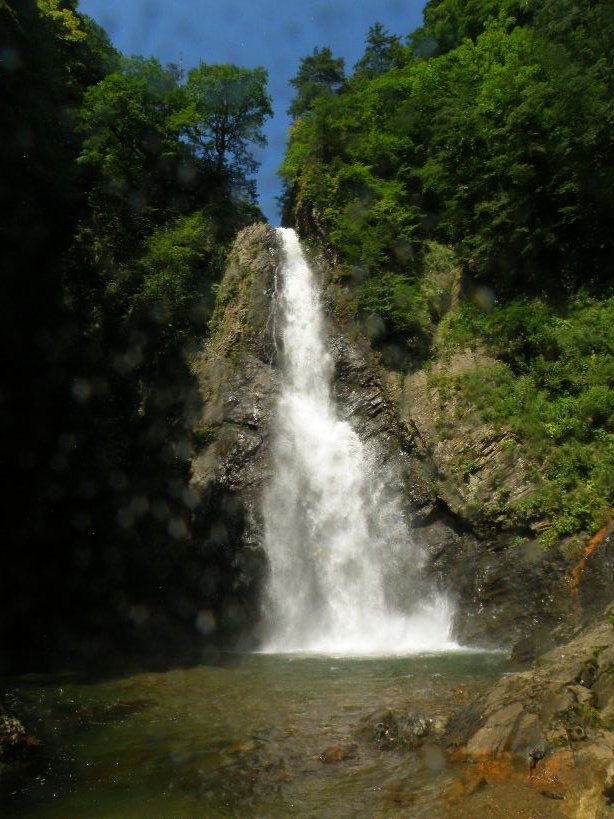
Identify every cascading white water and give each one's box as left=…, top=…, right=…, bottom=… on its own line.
left=262, top=228, right=455, bottom=655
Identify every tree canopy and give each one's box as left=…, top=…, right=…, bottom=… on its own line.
left=174, top=63, right=272, bottom=196
left=353, top=23, right=406, bottom=79
left=287, top=46, right=346, bottom=118
left=281, top=0, right=614, bottom=294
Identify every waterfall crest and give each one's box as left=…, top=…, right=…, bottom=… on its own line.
left=262, top=228, right=455, bottom=654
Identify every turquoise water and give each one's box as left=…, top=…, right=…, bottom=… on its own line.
left=2, top=652, right=507, bottom=818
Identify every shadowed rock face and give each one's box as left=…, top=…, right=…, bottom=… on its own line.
left=188, top=223, right=281, bottom=648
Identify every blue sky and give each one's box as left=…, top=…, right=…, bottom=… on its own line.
left=79, top=0, right=427, bottom=224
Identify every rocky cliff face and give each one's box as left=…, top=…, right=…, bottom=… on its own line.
left=387, top=341, right=614, bottom=655
left=192, top=222, right=613, bottom=657
left=187, top=222, right=280, bottom=647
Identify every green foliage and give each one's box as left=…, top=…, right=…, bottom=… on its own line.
left=567, top=702, right=607, bottom=730
left=122, top=211, right=226, bottom=351
left=288, top=46, right=345, bottom=117
left=77, top=57, right=270, bottom=261
left=420, top=241, right=459, bottom=318
left=36, top=0, right=86, bottom=41
left=173, top=63, right=272, bottom=193
left=282, top=69, right=421, bottom=270
left=353, top=23, right=407, bottom=79
left=283, top=0, right=614, bottom=294
left=438, top=296, right=614, bottom=543
left=358, top=273, right=430, bottom=348
left=76, top=56, right=187, bottom=259
left=409, top=0, right=530, bottom=57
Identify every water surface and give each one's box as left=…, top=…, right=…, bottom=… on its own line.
left=3, top=651, right=507, bottom=818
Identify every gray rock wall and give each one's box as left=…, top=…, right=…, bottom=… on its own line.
left=188, top=223, right=280, bottom=647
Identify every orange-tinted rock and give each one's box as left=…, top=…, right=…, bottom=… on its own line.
left=318, top=744, right=353, bottom=763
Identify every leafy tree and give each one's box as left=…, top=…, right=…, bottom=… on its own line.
left=36, top=0, right=86, bottom=41
left=77, top=56, right=193, bottom=262
left=78, top=57, right=182, bottom=177
left=174, top=62, right=272, bottom=195
left=353, top=23, right=406, bottom=79
left=409, top=0, right=530, bottom=57
left=288, top=46, right=345, bottom=117
left=284, top=1, right=614, bottom=294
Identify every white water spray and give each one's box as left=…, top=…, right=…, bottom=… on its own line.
left=262, top=228, right=455, bottom=654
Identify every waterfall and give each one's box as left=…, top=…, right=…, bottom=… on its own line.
left=262, top=228, right=455, bottom=655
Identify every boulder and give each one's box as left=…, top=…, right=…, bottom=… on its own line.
left=444, top=605, right=614, bottom=809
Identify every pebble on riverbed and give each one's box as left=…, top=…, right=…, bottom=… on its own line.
left=318, top=744, right=356, bottom=763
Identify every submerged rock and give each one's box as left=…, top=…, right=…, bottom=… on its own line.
left=0, top=713, right=27, bottom=760
left=358, top=709, right=434, bottom=751
left=318, top=744, right=356, bottom=763
left=0, top=709, right=38, bottom=776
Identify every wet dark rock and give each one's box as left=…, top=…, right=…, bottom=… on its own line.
left=0, top=713, right=27, bottom=760
left=329, top=332, right=402, bottom=450
left=0, top=709, right=37, bottom=773
left=528, top=745, right=546, bottom=768
left=359, top=709, right=433, bottom=751
left=578, top=526, right=614, bottom=614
